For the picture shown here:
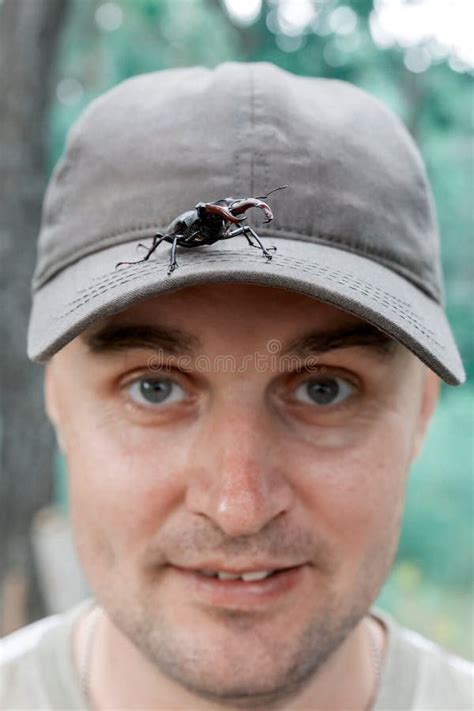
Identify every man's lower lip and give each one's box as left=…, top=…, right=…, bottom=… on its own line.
left=171, top=566, right=306, bottom=607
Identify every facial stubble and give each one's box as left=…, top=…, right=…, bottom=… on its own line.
left=95, top=519, right=399, bottom=710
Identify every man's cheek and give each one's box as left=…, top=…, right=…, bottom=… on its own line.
left=68, top=480, right=118, bottom=588
left=317, top=432, right=409, bottom=542
left=66, top=437, right=176, bottom=561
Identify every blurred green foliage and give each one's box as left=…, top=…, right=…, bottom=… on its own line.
left=49, top=0, right=473, bottom=657
left=378, top=387, right=474, bottom=658
left=400, top=388, right=473, bottom=589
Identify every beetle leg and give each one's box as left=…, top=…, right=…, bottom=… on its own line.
left=229, top=225, right=277, bottom=261
left=116, top=232, right=168, bottom=268
left=221, top=230, right=255, bottom=246
left=167, top=235, right=180, bottom=275
left=245, top=226, right=277, bottom=260
left=138, top=232, right=166, bottom=260
left=216, top=227, right=252, bottom=244
left=220, top=225, right=256, bottom=247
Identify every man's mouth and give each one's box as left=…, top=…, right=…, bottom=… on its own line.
left=170, top=564, right=307, bottom=608
left=197, top=569, right=288, bottom=582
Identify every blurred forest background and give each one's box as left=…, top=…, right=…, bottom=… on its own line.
left=0, top=0, right=472, bottom=658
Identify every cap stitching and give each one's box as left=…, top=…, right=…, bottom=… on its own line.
left=67, top=257, right=420, bottom=316
left=52, top=253, right=443, bottom=350
left=72, top=255, right=412, bottom=311
left=34, top=225, right=438, bottom=302
left=267, top=230, right=437, bottom=300
left=70, top=255, right=419, bottom=315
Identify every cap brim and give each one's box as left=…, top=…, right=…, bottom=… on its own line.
left=28, top=238, right=465, bottom=385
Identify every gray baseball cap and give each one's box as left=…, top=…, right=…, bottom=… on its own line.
left=28, top=62, right=465, bottom=384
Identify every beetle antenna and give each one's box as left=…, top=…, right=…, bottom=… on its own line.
left=257, top=185, right=288, bottom=200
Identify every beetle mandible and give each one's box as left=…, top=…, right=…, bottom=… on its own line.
left=116, top=185, right=287, bottom=276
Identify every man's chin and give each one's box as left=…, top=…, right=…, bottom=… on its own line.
left=159, top=675, right=314, bottom=710
left=148, top=640, right=320, bottom=709
left=111, top=602, right=362, bottom=708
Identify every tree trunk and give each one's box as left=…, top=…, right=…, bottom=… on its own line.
left=0, top=0, right=69, bottom=634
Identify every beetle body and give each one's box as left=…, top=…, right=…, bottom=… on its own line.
left=165, top=207, right=229, bottom=246
left=117, top=186, right=286, bottom=275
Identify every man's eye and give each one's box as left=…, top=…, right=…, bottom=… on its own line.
left=294, top=376, right=355, bottom=407
left=127, top=378, right=185, bottom=406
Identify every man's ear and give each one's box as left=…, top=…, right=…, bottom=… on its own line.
left=410, top=368, right=440, bottom=462
left=44, top=361, right=66, bottom=453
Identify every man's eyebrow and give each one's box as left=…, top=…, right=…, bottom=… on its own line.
left=281, top=323, right=397, bottom=360
left=82, top=323, right=201, bottom=355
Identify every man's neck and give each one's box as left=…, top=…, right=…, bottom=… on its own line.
left=73, top=606, right=386, bottom=711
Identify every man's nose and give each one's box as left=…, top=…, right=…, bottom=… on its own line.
left=185, top=403, right=294, bottom=537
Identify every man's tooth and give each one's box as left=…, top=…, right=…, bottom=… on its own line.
left=211, top=570, right=274, bottom=581
left=217, top=571, right=241, bottom=580
left=241, top=570, right=272, bottom=582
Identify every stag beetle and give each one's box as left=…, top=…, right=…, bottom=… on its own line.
left=116, top=185, right=287, bottom=275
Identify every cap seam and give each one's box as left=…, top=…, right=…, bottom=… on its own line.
left=249, top=64, right=270, bottom=196
left=49, top=251, right=444, bottom=352
left=233, top=64, right=247, bottom=196
left=249, top=64, right=255, bottom=197
left=33, top=227, right=440, bottom=303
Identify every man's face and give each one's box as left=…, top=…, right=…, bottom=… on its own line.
left=46, top=283, right=436, bottom=704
